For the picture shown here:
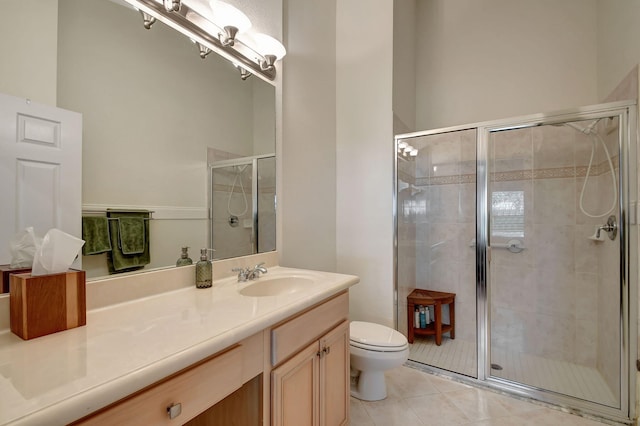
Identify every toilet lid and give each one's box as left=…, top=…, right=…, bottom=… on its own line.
left=350, top=321, right=408, bottom=351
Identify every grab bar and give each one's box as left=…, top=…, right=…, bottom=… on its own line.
left=469, top=238, right=525, bottom=253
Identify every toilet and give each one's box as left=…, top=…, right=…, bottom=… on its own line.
left=349, top=321, right=409, bottom=401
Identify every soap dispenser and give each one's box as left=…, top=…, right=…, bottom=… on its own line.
left=195, top=248, right=212, bottom=288
left=176, top=246, right=193, bottom=267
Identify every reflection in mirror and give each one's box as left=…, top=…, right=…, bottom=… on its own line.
left=210, top=155, right=276, bottom=259
left=0, top=0, right=276, bottom=285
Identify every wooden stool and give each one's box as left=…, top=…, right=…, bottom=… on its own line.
left=407, top=289, right=455, bottom=346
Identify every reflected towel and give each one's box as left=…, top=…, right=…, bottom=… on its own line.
left=106, top=211, right=150, bottom=273
left=81, top=216, right=112, bottom=255
left=117, top=217, right=145, bottom=254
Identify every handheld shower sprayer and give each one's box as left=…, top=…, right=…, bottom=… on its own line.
left=563, top=119, right=617, bottom=219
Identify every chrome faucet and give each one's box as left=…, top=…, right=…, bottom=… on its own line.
left=250, top=262, right=268, bottom=279
left=232, top=262, right=268, bottom=282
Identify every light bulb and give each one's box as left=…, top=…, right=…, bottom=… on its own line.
left=210, top=1, right=251, bottom=33
left=248, top=33, right=287, bottom=60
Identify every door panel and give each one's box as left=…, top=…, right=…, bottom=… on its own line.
left=0, top=92, right=82, bottom=265
left=271, top=341, right=320, bottom=426
left=397, top=128, right=477, bottom=378
left=319, top=321, right=349, bottom=426
left=487, top=117, right=622, bottom=408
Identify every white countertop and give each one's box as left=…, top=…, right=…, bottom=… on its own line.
left=0, top=266, right=358, bottom=425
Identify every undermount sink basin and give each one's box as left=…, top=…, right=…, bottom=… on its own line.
left=239, top=276, right=314, bottom=297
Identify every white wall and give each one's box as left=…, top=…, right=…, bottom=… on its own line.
left=336, top=0, right=395, bottom=326
left=596, top=0, right=640, bottom=100
left=415, top=0, right=599, bottom=130
left=393, top=0, right=417, bottom=133
left=0, top=0, right=58, bottom=106
left=279, top=0, right=337, bottom=272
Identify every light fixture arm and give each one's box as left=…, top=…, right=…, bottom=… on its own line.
left=197, top=43, right=211, bottom=59
left=219, top=26, right=239, bottom=47
left=238, top=67, right=252, bottom=80
left=140, top=11, right=156, bottom=29
left=259, top=54, right=277, bottom=71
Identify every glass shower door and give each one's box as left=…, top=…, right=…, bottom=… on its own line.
left=397, top=128, right=478, bottom=378
left=487, top=116, right=622, bottom=408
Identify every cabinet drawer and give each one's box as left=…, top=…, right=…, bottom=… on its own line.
left=76, top=345, right=243, bottom=425
left=271, top=291, right=348, bottom=366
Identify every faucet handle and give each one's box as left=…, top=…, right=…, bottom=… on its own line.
left=232, top=267, right=249, bottom=282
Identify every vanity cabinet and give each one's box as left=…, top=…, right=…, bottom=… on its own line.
left=74, top=332, right=263, bottom=426
left=270, top=292, right=350, bottom=426
left=70, top=291, right=350, bottom=426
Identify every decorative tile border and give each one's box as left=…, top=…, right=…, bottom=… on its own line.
left=407, top=157, right=619, bottom=187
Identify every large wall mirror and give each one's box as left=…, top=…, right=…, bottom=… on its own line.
left=0, top=0, right=276, bottom=284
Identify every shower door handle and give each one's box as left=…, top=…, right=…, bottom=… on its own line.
left=469, top=239, right=525, bottom=253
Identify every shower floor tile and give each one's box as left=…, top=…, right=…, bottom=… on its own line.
left=408, top=337, right=617, bottom=408
left=409, top=336, right=477, bottom=377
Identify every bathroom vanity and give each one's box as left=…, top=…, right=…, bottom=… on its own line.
left=0, top=254, right=358, bottom=425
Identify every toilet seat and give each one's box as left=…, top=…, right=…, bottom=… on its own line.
left=350, top=321, right=408, bottom=352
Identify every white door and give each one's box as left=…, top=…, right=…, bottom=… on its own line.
left=0, top=92, right=82, bottom=266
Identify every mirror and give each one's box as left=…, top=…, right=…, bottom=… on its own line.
left=0, top=0, right=276, bottom=283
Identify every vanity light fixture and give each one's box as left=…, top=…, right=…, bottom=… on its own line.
left=397, top=141, right=417, bottom=159
left=211, top=1, right=252, bottom=47
left=130, top=0, right=284, bottom=81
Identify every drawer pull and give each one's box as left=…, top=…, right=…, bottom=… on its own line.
left=167, top=402, right=182, bottom=420
left=323, top=346, right=331, bottom=355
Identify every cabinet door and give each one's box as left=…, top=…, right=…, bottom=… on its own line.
left=319, top=320, right=349, bottom=426
left=271, top=341, right=320, bottom=426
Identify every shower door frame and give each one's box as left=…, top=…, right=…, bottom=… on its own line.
left=394, top=100, right=638, bottom=423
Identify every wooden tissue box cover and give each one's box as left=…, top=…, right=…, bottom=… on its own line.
left=10, top=270, right=86, bottom=340
left=0, top=265, right=32, bottom=293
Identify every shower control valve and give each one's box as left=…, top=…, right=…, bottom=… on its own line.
left=596, top=215, right=617, bottom=241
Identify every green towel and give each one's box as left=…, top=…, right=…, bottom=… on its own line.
left=106, top=211, right=151, bottom=273
left=82, top=216, right=112, bottom=255
left=118, top=217, right=145, bottom=254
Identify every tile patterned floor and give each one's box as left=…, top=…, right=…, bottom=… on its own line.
left=349, top=366, right=614, bottom=425
left=409, top=337, right=617, bottom=406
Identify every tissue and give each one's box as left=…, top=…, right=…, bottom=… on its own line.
left=9, top=227, right=41, bottom=268
left=31, top=229, right=85, bottom=276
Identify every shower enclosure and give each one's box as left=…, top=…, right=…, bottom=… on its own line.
left=395, top=101, right=637, bottom=423
left=210, top=155, right=276, bottom=260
